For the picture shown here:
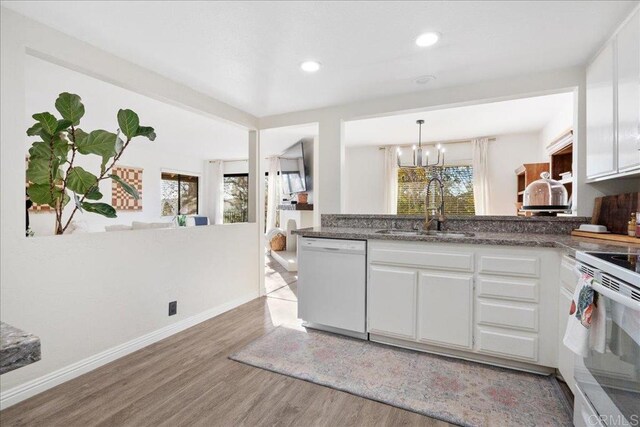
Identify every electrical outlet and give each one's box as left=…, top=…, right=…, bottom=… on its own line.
left=168, top=301, right=177, bottom=316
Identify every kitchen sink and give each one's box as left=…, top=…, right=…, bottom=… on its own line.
left=375, top=229, right=422, bottom=236
left=423, top=230, right=475, bottom=238
left=375, top=229, right=474, bottom=238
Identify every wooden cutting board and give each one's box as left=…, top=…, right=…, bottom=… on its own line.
left=591, top=192, right=639, bottom=235
left=571, top=230, right=640, bottom=244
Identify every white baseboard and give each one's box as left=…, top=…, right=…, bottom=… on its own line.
left=0, top=292, right=257, bottom=410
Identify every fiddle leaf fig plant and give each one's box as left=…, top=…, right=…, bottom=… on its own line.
left=26, top=92, right=156, bottom=235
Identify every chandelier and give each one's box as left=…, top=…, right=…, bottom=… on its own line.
left=397, top=120, right=445, bottom=168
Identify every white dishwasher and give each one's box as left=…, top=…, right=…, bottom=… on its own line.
left=298, top=237, right=367, bottom=339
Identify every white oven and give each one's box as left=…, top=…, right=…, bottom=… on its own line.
left=574, top=252, right=640, bottom=427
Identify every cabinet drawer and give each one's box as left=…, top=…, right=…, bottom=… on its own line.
left=477, top=328, right=538, bottom=362
left=477, top=300, right=538, bottom=332
left=478, top=255, right=539, bottom=278
left=560, top=257, right=577, bottom=293
left=370, top=247, right=473, bottom=272
left=477, top=277, right=538, bottom=302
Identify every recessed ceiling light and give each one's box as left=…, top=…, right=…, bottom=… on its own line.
left=300, top=61, right=321, bottom=73
left=415, top=75, right=436, bottom=84
left=415, top=32, right=440, bottom=47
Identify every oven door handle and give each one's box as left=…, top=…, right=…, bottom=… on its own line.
left=591, top=280, right=640, bottom=311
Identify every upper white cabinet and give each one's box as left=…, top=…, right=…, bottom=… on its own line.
left=586, top=42, right=616, bottom=178
left=617, top=10, right=640, bottom=172
left=586, top=9, right=640, bottom=179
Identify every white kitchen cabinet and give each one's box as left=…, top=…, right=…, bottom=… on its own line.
left=368, top=265, right=417, bottom=340
left=617, top=9, right=640, bottom=172
left=417, top=271, right=473, bottom=349
left=587, top=41, right=617, bottom=178
left=476, top=327, right=538, bottom=362
left=367, top=240, right=559, bottom=371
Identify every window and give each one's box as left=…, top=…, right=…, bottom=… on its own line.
left=224, top=174, right=249, bottom=223
left=161, top=173, right=199, bottom=216
left=397, top=166, right=475, bottom=216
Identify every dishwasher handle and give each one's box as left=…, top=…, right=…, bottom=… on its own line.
left=300, top=238, right=366, bottom=254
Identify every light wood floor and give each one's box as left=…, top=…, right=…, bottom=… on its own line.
left=0, top=278, right=450, bottom=427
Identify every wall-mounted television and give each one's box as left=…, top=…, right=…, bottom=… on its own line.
left=280, top=139, right=312, bottom=194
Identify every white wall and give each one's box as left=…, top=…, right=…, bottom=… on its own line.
left=344, top=147, right=386, bottom=214
left=540, top=101, right=574, bottom=150
left=1, top=8, right=260, bottom=407
left=344, top=133, right=544, bottom=216
left=487, top=133, right=548, bottom=215
left=25, top=55, right=249, bottom=235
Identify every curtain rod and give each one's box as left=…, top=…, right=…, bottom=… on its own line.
left=376, top=137, right=497, bottom=150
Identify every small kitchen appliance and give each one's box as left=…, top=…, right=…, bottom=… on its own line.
left=521, top=172, right=570, bottom=215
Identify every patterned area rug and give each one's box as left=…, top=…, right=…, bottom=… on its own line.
left=230, top=327, right=572, bottom=427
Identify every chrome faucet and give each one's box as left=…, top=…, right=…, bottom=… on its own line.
left=423, top=174, right=445, bottom=231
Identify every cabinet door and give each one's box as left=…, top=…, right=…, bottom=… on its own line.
left=368, top=265, right=417, bottom=339
left=558, top=287, right=576, bottom=392
left=587, top=42, right=616, bottom=178
left=417, top=271, right=473, bottom=349
left=617, top=10, right=640, bottom=172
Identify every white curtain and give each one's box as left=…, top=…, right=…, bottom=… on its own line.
left=383, top=146, right=399, bottom=214
left=471, top=138, right=490, bottom=215
left=206, top=160, right=225, bottom=224
left=265, top=156, right=281, bottom=232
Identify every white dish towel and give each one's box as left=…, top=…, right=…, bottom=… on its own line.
left=563, top=273, right=606, bottom=357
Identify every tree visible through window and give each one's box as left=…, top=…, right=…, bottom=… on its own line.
left=397, top=166, right=475, bottom=216
left=224, top=174, right=249, bottom=223
left=161, top=173, right=199, bottom=216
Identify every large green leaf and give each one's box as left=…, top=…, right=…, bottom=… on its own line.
left=55, top=93, right=85, bottom=126
left=81, top=202, right=117, bottom=218
left=66, top=167, right=98, bottom=194
left=28, top=142, right=50, bottom=159
left=32, top=112, right=59, bottom=135
left=76, top=130, right=117, bottom=166
left=54, top=119, right=72, bottom=133
left=110, top=174, right=139, bottom=199
left=26, top=158, right=56, bottom=184
left=135, top=126, right=156, bottom=141
left=73, top=128, right=88, bottom=145
left=26, top=123, right=43, bottom=137
left=117, top=109, right=139, bottom=139
left=85, top=186, right=103, bottom=200
left=29, top=140, right=70, bottom=161
left=27, top=183, right=61, bottom=206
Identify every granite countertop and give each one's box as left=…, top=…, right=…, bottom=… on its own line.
left=1, top=322, right=41, bottom=375
left=292, top=226, right=640, bottom=257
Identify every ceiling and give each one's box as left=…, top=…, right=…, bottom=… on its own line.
left=3, top=1, right=635, bottom=117
left=261, top=124, right=318, bottom=156
left=344, top=92, right=574, bottom=147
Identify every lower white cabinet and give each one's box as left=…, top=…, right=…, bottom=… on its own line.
left=367, top=240, right=560, bottom=370
left=368, top=265, right=417, bottom=340
left=476, top=327, right=538, bottom=362
left=418, top=271, right=473, bottom=349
